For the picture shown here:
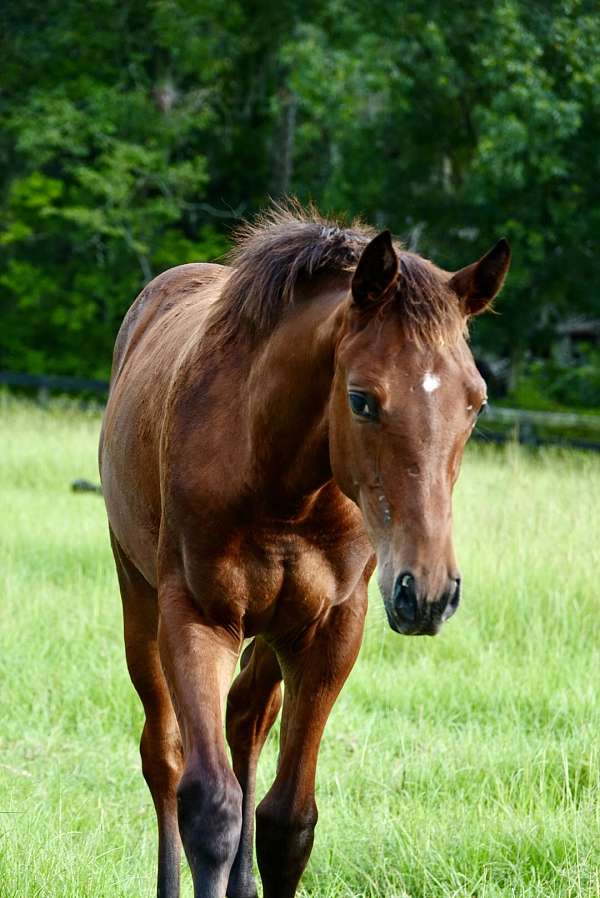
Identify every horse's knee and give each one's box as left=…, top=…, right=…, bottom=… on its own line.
left=140, top=724, right=182, bottom=796
left=177, top=766, right=242, bottom=868
left=256, top=795, right=318, bottom=871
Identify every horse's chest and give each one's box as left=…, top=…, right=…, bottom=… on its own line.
left=244, top=529, right=373, bottom=634
left=184, top=526, right=371, bottom=635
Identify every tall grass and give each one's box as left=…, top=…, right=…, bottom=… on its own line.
left=1, top=395, right=599, bottom=897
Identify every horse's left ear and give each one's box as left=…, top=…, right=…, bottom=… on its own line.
left=351, top=230, right=399, bottom=308
left=449, top=238, right=511, bottom=316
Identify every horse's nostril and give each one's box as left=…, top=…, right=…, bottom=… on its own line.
left=442, top=578, right=461, bottom=621
left=393, top=571, right=418, bottom=623
left=450, top=578, right=461, bottom=609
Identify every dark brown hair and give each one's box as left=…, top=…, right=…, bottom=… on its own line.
left=208, top=200, right=465, bottom=347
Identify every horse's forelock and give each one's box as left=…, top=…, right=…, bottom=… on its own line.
left=387, top=253, right=467, bottom=348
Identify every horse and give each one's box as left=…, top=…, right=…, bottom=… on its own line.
left=99, top=203, right=510, bottom=898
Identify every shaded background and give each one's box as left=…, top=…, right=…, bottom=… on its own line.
left=1, top=0, right=599, bottom=410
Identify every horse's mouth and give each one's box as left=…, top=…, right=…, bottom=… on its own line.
left=384, top=603, right=444, bottom=637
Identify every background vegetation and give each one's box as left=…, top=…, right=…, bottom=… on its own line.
left=1, top=397, right=599, bottom=896
left=1, top=1, right=599, bottom=408
left=2, top=6, right=599, bottom=892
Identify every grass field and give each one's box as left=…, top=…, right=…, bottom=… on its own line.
left=1, top=395, right=599, bottom=897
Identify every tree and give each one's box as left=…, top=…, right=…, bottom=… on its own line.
left=1, top=0, right=598, bottom=403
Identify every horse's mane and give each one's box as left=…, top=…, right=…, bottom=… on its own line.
left=208, top=201, right=465, bottom=347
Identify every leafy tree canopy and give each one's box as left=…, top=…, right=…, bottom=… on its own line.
left=1, top=0, right=598, bottom=402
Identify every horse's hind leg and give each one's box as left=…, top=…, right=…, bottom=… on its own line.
left=111, top=534, right=183, bottom=898
left=226, top=638, right=283, bottom=898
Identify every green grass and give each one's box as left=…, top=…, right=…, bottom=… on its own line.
left=1, top=395, right=599, bottom=897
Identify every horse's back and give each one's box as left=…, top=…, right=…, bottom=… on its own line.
left=100, top=262, right=228, bottom=582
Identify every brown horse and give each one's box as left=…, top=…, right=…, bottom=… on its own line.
left=99, top=204, right=510, bottom=898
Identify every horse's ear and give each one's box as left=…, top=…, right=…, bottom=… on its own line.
left=449, top=238, right=511, bottom=316
left=351, top=230, right=398, bottom=307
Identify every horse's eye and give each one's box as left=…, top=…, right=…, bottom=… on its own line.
left=477, top=401, right=488, bottom=418
left=348, top=390, right=379, bottom=421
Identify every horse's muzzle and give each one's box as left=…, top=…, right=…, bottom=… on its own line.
left=385, top=571, right=461, bottom=636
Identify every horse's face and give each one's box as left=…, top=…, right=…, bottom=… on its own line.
left=330, top=231, right=510, bottom=636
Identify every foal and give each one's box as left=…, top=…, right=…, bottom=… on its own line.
left=99, top=206, right=510, bottom=898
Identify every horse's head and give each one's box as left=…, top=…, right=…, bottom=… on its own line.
left=330, top=231, right=510, bottom=635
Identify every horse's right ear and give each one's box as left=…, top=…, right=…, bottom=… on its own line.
left=352, top=230, right=398, bottom=308
left=449, top=239, right=511, bottom=316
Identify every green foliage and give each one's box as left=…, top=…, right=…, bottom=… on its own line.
left=1, top=1, right=599, bottom=386
left=509, top=346, right=600, bottom=412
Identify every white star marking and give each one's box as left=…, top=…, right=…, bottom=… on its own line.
left=422, top=372, right=441, bottom=393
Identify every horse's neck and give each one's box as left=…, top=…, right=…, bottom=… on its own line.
left=246, top=286, right=349, bottom=506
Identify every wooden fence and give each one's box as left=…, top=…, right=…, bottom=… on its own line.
left=479, top=405, right=600, bottom=451
left=0, top=370, right=109, bottom=395
left=2, top=370, right=599, bottom=451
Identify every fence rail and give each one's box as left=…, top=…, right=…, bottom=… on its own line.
left=476, top=404, right=600, bottom=451
left=484, top=405, right=600, bottom=433
left=0, top=370, right=109, bottom=394
left=2, top=370, right=599, bottom=450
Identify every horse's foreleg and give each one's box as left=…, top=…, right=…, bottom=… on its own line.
left=112, top=534, right=183, bottom=898
left=256, top=590, right=367, bottom=898
left=226, top=639, right=283, bottom=898
left=158, top=577, right=243, bottom=898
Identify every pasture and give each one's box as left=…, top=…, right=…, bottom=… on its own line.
left=1, top=395, right=599, bottom=897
